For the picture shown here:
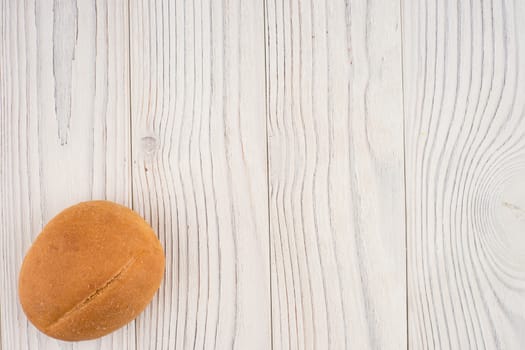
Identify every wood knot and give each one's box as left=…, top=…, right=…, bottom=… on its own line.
left=140, top=136, right=158, bottom=157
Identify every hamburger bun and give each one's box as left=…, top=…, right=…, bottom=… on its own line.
left=18, top=200, right=165, bottom=341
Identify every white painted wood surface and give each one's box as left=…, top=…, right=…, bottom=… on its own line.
left=265, top=0, right=405, bottom=349
left=0, top=1, right=133, bottom=349
left=403, top=0, right=525, bottom=349
left=129, top=0, right=270, bottom=348
left=1, top=0, right=525, bottom=349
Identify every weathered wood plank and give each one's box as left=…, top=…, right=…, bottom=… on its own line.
left=129, top=0, right=270, bottom=348
left=403, top=0, right=525, bottom=348
left=265, top=0, right=406, bottom=348
left=0, top=0, right=132, bottom=349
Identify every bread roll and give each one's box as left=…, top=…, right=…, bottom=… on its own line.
left=18, top=200, right=165, bottom=341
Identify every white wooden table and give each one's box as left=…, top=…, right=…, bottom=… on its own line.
left=1, top=0, right=525, bottom=349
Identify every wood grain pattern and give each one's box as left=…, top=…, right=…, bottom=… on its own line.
left=265, top=0, right=406, bottom=348
left=129, top=0, right=270, bottom=349
left=0, top=0, right=132, bottom=349
left=4, top=0, right=525, bottom=348
left=403, top=0, right=525, bottom=348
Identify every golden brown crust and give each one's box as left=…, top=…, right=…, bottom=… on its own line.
left=18, top=200, right=165, bottom=341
